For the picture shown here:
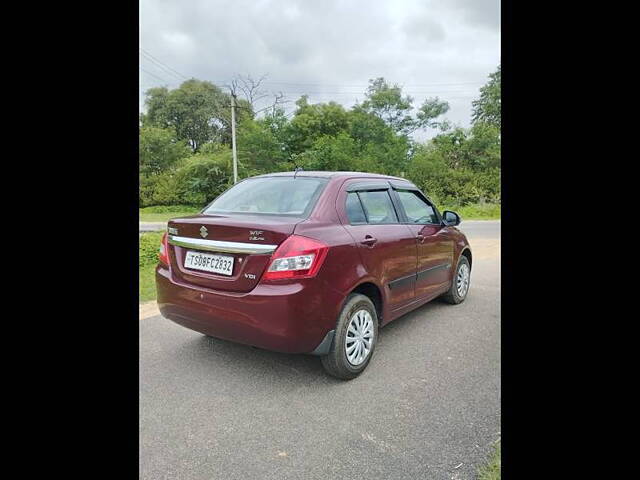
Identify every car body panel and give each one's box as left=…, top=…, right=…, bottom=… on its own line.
left=156, top=266, right=345, bottom=353
left=404, top=223, right=455, bottom=299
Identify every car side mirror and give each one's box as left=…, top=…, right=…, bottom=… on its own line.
left=442, top=210, right=461, bottom=226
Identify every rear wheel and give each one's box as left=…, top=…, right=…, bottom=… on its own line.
left=441, top=255, right=471, bottom=304
left=321, top=293, right=378, bottom=380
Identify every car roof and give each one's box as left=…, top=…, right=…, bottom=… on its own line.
left=251, top=171, right=409, bottom=182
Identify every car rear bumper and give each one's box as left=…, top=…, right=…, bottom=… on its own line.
left=155, top=265, right=344, bottom=354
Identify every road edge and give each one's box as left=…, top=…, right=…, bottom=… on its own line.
left=140, top=301, right=160, bottom=319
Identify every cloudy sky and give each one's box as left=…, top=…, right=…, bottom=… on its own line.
left=140, top=0, right=500, bottom=139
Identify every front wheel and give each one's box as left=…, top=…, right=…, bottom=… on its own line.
left=321, top=293, right=378, bottom=380
left=441, top=255, right=471, bottom=304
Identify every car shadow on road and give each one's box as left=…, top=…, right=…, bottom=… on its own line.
left=167, top=298, right=450, bottom=387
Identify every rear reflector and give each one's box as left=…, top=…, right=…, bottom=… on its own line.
left=262, top=235, right=328, bottom=281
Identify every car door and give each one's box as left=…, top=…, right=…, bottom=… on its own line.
left=339, top=180, right=418, bottom=310
left=390, top=185, right=455, bottom=299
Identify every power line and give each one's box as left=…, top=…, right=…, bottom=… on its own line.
left=139, top=67, right=171, bottom=84
left=137, top=51, right=482, bottom=90
left=140, top=49, right=188, bottom=79
left=258, top=80, right=483, bottom=88
left=140, top=49, right=189, bottom=80
left=141, top=55, right=185, bottom=82
left=257, top=91, right=477, bottom=95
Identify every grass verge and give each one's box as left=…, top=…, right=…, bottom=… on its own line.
left=441, top=203, right=501, bottom=220
left=139, top=231, right=164, bottom=302
left=139, top=263, right=158, bottom=302
left=139, top=205, right=201, bottom=223
left=477, top=441, right=501, bottom=480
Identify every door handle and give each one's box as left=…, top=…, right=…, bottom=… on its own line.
left=361, top=235, right=378, bottom=247
left=416, top=234, right=425, bottom=243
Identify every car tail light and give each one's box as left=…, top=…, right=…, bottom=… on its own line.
left=262, top=235, right=329, bottom=281
left=158, top=232, right=170, bottom=265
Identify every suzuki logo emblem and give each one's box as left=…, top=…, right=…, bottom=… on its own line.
left=200, top=226, right=208, bottom=238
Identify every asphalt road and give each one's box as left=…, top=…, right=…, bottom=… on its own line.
left=140, top=220, right=500, bottom=480
left=140, top=222, right=167, bottom=232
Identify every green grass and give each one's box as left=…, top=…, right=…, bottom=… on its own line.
left=139, top=263, right=158, bottom=302
left=139, top=231, right=165, bottom=302
left=139, top=205, right=201, bottom=222
left=441, top=203, right=501, bottom=220
left=477, top=442, right=501, bottom=480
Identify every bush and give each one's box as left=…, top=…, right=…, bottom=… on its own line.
left=139, top=150, right=234, bottom=207
left=139, top=126, right=191, bottom=176
left=139, top=172, right=182, bottom=207
left=139, top=175, right=156, bottom=207
left=139, top=205, right=200, bottom=213
left=172, top=153, right=233, bottom=205
left=152, top=172, right=182, bottom=205
left=406, top=146, right=500, bottom=206
left=139, top=231, right=164, bottom=267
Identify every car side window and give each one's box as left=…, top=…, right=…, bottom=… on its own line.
left=357, top=190, right=398, bottom=224
left=345, top=192, right=367, bottom=224
left=395, top=190, right=439, bottom=224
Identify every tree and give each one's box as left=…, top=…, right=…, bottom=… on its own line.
left=463, top=122, right=501, bottom=171
left=347, top=107, right=411, bottom=174
left=229, top=74, right=288, bottom=116
left=237, top=109, right=290, bottom=173
left=295, top=132, right=361, bottom=171
left=416, top=97, right=450, bottom=131
left=360, top=78, right=415, bottom=135
left=471, top=65, right=501, bottom=128
left=286, top=96, right=350, bottom=154
left=143, top=79, right=251, bottom=152
left=347, top=106, right=395, bottom=146
left=430, top=127, right=469, bottom=169
left=139, top=126, right=190, bottom=176
left=360, top=78, right=450, bottom=135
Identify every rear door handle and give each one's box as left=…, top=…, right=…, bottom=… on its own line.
left=416, top=234, right=425, bottom=243
left=361, top=235, right=378, bottom=247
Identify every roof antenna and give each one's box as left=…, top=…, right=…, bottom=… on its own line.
left=294, top=166, right=304, bottom=178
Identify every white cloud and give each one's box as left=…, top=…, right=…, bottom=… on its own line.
left=140, top=0, right=500, bottom=138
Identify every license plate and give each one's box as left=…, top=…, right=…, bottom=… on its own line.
left=184, top=251, right=234, bottom=276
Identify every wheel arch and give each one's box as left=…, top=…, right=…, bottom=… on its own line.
left=350, top=281, right=384, bottom=324
left=460, top=247, right=472, bottom=270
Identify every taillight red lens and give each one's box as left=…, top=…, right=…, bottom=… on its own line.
left=262, top=235, right=329, bottom=281
left=158, top=232, right=169, bottom=265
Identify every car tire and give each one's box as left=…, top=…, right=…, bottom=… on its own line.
left=321, top=293, right=379, bottom=380
left=441, top=255, right=471, bottom=304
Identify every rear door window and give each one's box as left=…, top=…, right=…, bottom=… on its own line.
left=345, top=192, right=367, bottom=224
left=357, top=190, right=398, bottom=224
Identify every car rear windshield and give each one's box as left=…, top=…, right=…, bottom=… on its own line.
left=203, top=177, right=328, bottom=217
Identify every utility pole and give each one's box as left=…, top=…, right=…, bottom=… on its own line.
left=230, top=93, right=238, bottom=183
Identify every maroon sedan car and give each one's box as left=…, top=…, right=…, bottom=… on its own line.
left=156, top=171, right=472, bottom=379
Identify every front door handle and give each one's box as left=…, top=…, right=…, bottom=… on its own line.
left=416, top=234, right=425, bottom=243
left=361, top=235, right=378, bottom=247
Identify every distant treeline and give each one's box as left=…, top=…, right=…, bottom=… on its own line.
left=139, top=66, right=500, bottom=208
